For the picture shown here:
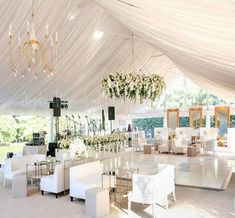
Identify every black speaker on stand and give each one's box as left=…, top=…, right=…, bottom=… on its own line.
left=108, top=106, right=115, bottom=133
left=53, top=97, right=61, bottom=142
left=53, top=97, right=61, bottom=117
left=101, top=109, right=105, bottom=131
left=108, top=107, right=115, bottom=120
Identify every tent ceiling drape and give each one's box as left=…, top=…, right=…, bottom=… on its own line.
left=96, top=0, right=235, bottom=102
left=0, top=0, right=233, bottom=115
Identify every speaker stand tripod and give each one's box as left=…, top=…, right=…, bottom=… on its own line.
left=110, top=120, right=113, bottom=134
left=55, top=117, right=60, bottom=142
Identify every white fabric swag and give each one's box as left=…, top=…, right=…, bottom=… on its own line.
left=96, top=0, right=235, bottom=102
left=0, top=0, right=182, bottom=114
left=0, top=0, right=233, bottom=115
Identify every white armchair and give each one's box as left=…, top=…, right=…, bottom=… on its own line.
left=40, top=164, right=69, bottom=198
left=203, top=139, right=217, bottom=156
left=172, top=138, right=188, bottom=154
left=128, top=164, right=176, bottom=217
left=158, top=141, right=170, bottom=153
left=154, top=128, right=169, bottom=152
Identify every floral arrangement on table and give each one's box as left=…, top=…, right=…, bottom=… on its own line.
left=74, top=144, right=88, bottom=159
left=70, top=138, right=88, bottom=159
left=193, top=119, right=200, bottom=129
left=81, top=133, right=126, bottom=147
left=57, top=137, right=72, bottom=149
left=101, top=72, right=165, bottom=103
left=74, top=150, right=88, bottom=159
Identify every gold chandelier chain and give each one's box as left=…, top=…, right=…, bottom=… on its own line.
left=131, top=32, right=135, bottom=74
left=32, top=0, right=35, bottom=19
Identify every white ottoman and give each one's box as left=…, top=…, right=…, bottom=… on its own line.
left=12, top=174, right=27, bottom=198
left=85, top=187, right=110, bottom=218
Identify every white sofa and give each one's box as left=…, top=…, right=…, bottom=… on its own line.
left=69, top=161, right=103, bottom=201
left=128, top=164, right=176, bottom=217
left=3, top=154, right=46, bottom=186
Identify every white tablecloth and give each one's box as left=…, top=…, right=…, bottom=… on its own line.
left=23, top=145, right=46, bottom=155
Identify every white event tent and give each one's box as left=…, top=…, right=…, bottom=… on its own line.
left=0, top=0, right=233, bottom=116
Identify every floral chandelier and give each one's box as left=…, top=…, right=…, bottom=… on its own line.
left=8, top=0, right=58, bottom=79
left=101, top=72, right=165, bottom=103
left=102, top=34, right=165, bottom=103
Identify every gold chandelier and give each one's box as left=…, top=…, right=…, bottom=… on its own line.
left=8, top=0, right=58, bottom=79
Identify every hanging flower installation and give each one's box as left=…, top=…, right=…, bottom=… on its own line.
left=101, top=72, right=165, bottom=103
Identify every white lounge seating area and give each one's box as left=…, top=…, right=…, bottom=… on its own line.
left=1, top=136, right=235, bottom=218
left=0, top=80, right=233, bottom=218
left=131, top=127, right=222, bottom=157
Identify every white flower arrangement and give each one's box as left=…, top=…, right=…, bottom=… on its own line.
left=82, top=133, right=126, bottom=147
left=70, top=138, right=88, bottom=159
left=57, top=137, right=71, bottom=149
left=101, top=72, right=165, bottom=103
left=74, top=150, right=88, bottom=159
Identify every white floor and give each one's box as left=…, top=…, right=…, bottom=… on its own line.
left=1, top=149, right=235, bottom=218
left=101, top=149, right=233, bottom=190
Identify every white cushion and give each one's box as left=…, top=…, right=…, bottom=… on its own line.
left=73, top=176, right=101, bottom=199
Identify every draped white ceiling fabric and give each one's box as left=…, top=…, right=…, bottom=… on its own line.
left=96, top=0, right=235, bottom=102
left=0, top=0, right=182, bottom=114
left=0, top=0, right=233, bottom=115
